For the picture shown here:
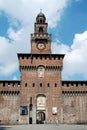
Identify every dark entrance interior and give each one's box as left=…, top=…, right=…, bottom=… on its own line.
left=29, top=117, right=32, bottom=124
left=36, top=111, right=45, bottom=124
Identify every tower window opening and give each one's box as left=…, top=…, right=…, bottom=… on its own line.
left=55, top=83, right=57, bottom=87
left=37, top=20, right=39, bottom=23
left=25, top=83, right=27, bottom=87
left=40, top=19, right=42, bottom=23
left=3, top=83, right=5, bottom=87
left=47, top=83, right=50, bottom=87
left=32, top=83, right=35, bottom=87
left=39, top=27, right=43, bottom=33
left=40, top=83, right=42, bottom=87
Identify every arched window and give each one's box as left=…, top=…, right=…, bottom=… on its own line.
left=25, top=83, right=27, bottom=87
left=40, top=83, right=42, bottom=87
left=40, top=19, right=42, bottom=23
left=39, top=27, right=43, bottom=33
left=47, top=83, right=50, bottom=87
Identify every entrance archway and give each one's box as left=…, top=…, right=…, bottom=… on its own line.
left=36, top=111, right=45, bottom=124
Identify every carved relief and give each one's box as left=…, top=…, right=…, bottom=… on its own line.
left=38, top=66, right=45, bottom=78
left=37, top=96, right=46, bottom=110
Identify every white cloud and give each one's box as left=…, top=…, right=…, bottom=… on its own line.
left=0, top=36, right=18, bottom=76
left=0, top=0, right=69, bottom=27
left=52, top=41, right=69, bottom=54
left=62, top=31, right=87, bottom=80
left=8, top=28, right=23, bottom=41
left=51, top=31, right=87, bottom=80
left=0, top=63, right=17, bottom=76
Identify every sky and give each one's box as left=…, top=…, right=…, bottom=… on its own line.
left=0, top=0, right=87, bottom=81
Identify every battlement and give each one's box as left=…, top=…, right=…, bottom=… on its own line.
left=0, top=80, right=20, bottom=95
left=62, top=80, right=87, bottom=95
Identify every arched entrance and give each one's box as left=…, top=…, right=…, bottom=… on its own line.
left=36, top=95, right=46, bottom=124
left=36, top=111, right=45, bottom=124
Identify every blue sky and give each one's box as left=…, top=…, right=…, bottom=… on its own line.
left=50, top=0, right=87, bottom=45
left=58, top=0, right=87, bottom=45
left=0, top=0, right=87, bottom=80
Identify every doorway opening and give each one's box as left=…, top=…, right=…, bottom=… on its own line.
left=36, top=111, right=45, bottom=124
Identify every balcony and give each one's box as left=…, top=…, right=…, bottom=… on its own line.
left=31, top=33, right=52, bottom=41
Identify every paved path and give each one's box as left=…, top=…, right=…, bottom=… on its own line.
left=0, top=124, right=87, bottom=130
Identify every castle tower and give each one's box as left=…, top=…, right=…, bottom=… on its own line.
left=18, top=11, right=64, bottom=124
left=31, top=11, right=51, bottom=54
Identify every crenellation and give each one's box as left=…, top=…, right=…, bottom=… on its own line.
left=62, top=81, right=87, bottom=88
left=18, top=54, right=64, bottom=67
left=0, top=91, right=20, bottom=95
left=62, top=90, right=87, bottom=95
left=0, top=81, right=20, bottom=87
left=20, top=65, right=62, bottom=72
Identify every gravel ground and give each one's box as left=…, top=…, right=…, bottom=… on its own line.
left=0, top=124, right=87, bottom=130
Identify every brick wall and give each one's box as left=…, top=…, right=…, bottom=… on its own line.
left=19, top=54, right=64, bottom=123
left=62, top=81, right=87, bottom=124
left=0, top=81, right=20, bottom=125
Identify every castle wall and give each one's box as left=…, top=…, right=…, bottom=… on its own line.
left=0, top=81, right=20, bottom=125
left=63, top=93, right=87, bottom=124
left=62, top=81, right=87, bottom=124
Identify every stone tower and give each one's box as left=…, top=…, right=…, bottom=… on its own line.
left=0, top=11, right=87, bottom=125
left=31, top=11, right=51, bottom=54
left=18, top=11, right=64, bottom=124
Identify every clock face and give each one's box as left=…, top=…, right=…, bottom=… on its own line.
left=37, top=43, right=45, bottom=50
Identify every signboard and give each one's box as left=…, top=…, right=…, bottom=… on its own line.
left=52, top=107, right=58, bottom=115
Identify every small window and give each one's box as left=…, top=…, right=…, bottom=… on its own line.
left=40, top=83, right=42, bottom=87
left=3, top=83, right=5, bottom=87
left=47, top=83, right=50, bottom=87
left=25, top=83, right=27, bottom=87
left=40, top=19, right=42, bottom=23
left=32, top=83, right=35, bottom=87
left=55, top=83, right=57, bottom=87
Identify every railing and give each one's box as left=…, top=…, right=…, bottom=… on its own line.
left=31, top=33, right=52, bottom=40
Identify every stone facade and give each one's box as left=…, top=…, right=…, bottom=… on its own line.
left=0, top=12, right=87, bottom=125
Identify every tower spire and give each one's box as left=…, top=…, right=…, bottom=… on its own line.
left=40, top=9, right=42, bottom=13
